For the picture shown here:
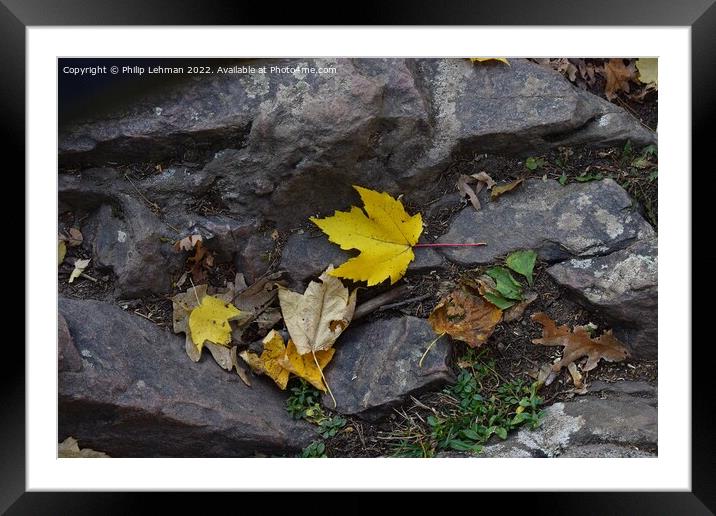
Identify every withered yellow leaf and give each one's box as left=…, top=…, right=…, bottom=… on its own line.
left=260, top=330, right=291, bottom=390
left=635, top=58, right=657, bottom=86
left=188, top=294, right=241, bottom=350
left=279, top=340, right=335, bottom=392
left=469, top=57, right=510, bottom=65
left=278, top=265, right=357, bottom=355
left=310, top=185, right=423, bottom=286
left=429, top=289, right=503, bottom=348
left=68, top=258, right=90, bottom=283
left=58, top=240, right=66, bottom=266
left=491, top=178, right=524, bottom=200
left=58, top=437, right=110, bottom=458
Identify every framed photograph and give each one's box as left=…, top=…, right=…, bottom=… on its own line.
left=8, top=0, right=713, bottom=511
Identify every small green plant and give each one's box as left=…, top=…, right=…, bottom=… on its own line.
left=319, top=415, right=347, bottom=438
left=391, top=351, right=544, bottom=457
left=525, top=156, right=546, bottom=171
left=558, top=171, right=568, bottom=185
left=286, top=379, right=323, bottom=421
left=301, top=440, right=327, bottom=458
left=574, top=171, right=604, bottom=182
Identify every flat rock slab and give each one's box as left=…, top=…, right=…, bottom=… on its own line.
left=438, top=178, right=654, bottom=265
left=547, top=237, right=657, bottom=358
left=323, top=316, right=454, bottom=421
left=59, top=298, right=315, bottom=457
left=481, top=388, right=657, bottom=458
left=280, top=231, right=443, bottom=288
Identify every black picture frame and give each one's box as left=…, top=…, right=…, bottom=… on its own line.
left=6, top=0, right=714, bottom=512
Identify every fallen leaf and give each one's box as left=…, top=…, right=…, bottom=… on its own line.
left=240, top=330, right=335, bottom=391
left=485, top=266, right=523, bottom=301
left=188, top=295, right=242, bottom=350
left=462, top=274, right=515, bottom=309
left=531, top=312, right=630, bottom=372
left=68, top=258, right=90, bottom=283
left=279, top=339, right=335, bottom=392
left=635, top=58, right=657, bottom=87
left=469, top=58, right=510, bottom=65
left=203, top=343, right=251, bottom=387
left=310, top=185, right=423, bottom=286
left=58, top=240, right=66, bottom=266
left=66, top=228, right=83, bottom=247
left=603, top=58, right=636, bottom=100
left=428, top=289, right=503, bottom=348
left=491, top=178, right=524, bottom=200
left=567, top=362, right=586, bottom=391
left=172, top=284, right=208, bottom=362
left=505, top=249, right=537, bottom=286
left=503, top=291, right=538, bottom=322
left=457, top=172, right=495, bottom=212
left=279, top=266, right=357, bottom=355
left=58, top=437, right=110, bottom=458
left=173, top=234, right=202, bottom=252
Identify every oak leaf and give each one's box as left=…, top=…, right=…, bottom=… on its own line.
left=603, top=58, right=636, bottom=100
left=429, top=289, right=503, bottom=348
left=279, top=266, right=357, bottom=356
left=531, top=312, right=630, bottom=372
left=310, top=186, right=423, bottom=286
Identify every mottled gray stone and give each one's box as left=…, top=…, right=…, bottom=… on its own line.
left=438, top=178, right=654, bottom=265
left=59, top=59, right=655, bottom=229
left=588, top=380, right=657, bottom=396
left=184, top=214, right=258, bottom=263
left=323, top=317, right=454, bottom=420
left=547, top=238, right=657, bottom=358
left=59, top=298, right=315, bottom=457
left=58, top=313, right=82, bottom=372
left=559, top=443, right=655, bottom=458
left=82, top=195, right=182, bottom=298
left=481, top=393, right=657, bottom=458
left=234, top=231, right=277, bottom=284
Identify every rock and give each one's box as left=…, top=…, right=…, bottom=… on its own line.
left=82, top=196, right=182, bottom=298
left=58, top=314, right=82, bottom=372
left=410, top=247, right=445, bottom=272
left=438, top=178, right=654, bottom=265
left=184, top=214, right=258, bottom=263
left=559, top=443, right=655, bottom=458
left=279, top=231, right=349, bottom=287
left=322, top=317, right=454, bottom=420
left=547, top=238, right=657, bottom=357
left=588, top=380, right=657, bottom=396
left=481, top=392, right=657, bottom=458
left=234, top=231, right=277, bottom=284
left=60, top=59, right=655, bottom=229
left=58, top=298, right=315, bottom=457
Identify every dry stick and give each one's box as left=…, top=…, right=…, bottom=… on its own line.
left=188, top=277, right=201, bottom=305
left=418, top=333, right=446, bottom=368
left=80, top=272, right=98, bottom=283
left=312, top=350, right=337, bottom=408
left=414, top=242, right=487, bottom=248
left=124, top=173, right=160, bottom=211
left=378, top=294, right=432, bottom=312
left=353, top=285, right=411, bottom=320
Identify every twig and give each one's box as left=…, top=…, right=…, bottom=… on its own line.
left=80, top=272, right=98, bottom=283
left=124, top=173, right=161, bottom=211
left=414, top=242, right=486, bottom=248
left=353, top=285, right=411, bottom=320
left=419, top=333, right=445, bottom=367
left=133, top=310, right=156, bottom=323
left=378, top=294, right=432, bottom=312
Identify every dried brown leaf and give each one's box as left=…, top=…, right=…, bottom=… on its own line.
left=503, top=291, right=538, bottom=322
left=428, top=289, right=503, bottom=348
left=531, top=312, right=630, bottom=372
left=491, top=178, right=524, bottom=200
left=602, top=58, right=637, bottom=100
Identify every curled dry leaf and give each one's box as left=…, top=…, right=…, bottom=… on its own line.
left=68, top=258, right=90, bottom=283
left=278, top=265, right=357, bottom=356
left=457, top=172, right=495, bottom=212
left=240, top=330, right=334, bottom=391
left=531, top=312, right=630, bottom=372
left=310, top=185, right=423, bottom=286
left=602, top=58, right=637, bottom=100
left=469, top=57, right=510, bottom=65
left=491, top=178, right=524, bottom=200
left=58, top=437, right=110, bottom=458
left=428, top=289, right=503, bottom=348
left=173, top=234, right=202, bottom=252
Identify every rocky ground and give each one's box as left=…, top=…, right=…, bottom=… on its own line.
left=58, top=58, right=658, bottom=458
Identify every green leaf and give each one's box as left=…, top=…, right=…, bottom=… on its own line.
left=648, top=169, right=658, bottom=182
left=483, top=291, right=516, bottom=309
left=505, top=249, right=537, bottom=287
left=558, top=171, right=567, bottom=186
left=486, top=266, right=523, bottom=300
left=575, top=172, right=603, bottom=182
left=495, top=427, right=508, bottom=440
left=525, top=157, right=545, bottom=171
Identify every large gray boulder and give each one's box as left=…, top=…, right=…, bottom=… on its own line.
left=59, top=59, right=656, bottom=229
left=58, top=298, right=315, bottom=457
left=438, top=178, right=654, bottom=265
left=547, top=237, right=658, bottom=357
left=322, top=316, right=454, bottom=421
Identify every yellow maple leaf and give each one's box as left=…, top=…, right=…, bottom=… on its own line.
left=188, top=295, right=242, bottom=351
left=279, top=340, right=335, bottom=392
left=469, top=57, right=510, bottom=65
left=239, top=330, right=334, bottom=391
left=310, top=186, right=423, bottom=286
